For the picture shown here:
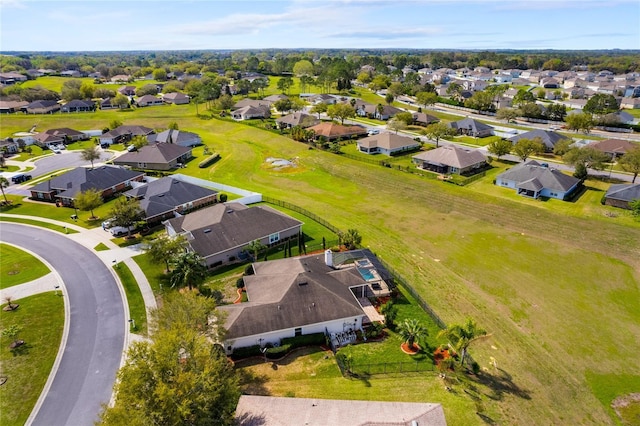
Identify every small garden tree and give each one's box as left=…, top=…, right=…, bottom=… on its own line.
left=169, top=252, right=207, bottom=291
left=487, top=139, right=513, bottom=160
left=145, top=234, right=187, bottom=273
left=513, top=137, right=545, bottom=161
left=0, top=176, right=9, bottom=205
left=74, top=188, right=103, bottom=220
left=398, top=319, right=427, bottom=351
left=438, top=318, right=488, bottom=367
left=619, top=147, right=640, bottom=183
left=245, top=239, right=266, bottom=261
left=109, top=197, right=143, bottom=238
left=421, top=122, right=454, bottom=148
left=379, top=301, right=398, bottom=328
left=340, top=229, right=362, bottom=250
left=80, top=146, right=101, bottom=169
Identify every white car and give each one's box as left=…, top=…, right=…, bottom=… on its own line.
left=109, top=225, right=135, bottom=237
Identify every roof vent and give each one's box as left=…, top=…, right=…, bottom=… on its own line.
left=298, top=281, right=308, bottom=286
left=203, top=229, right=211, bottom=233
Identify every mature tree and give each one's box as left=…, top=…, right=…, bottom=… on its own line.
left=340, top=229, right=362, bottom=250
left=170, top=252, right=208, bottom=290
left=487, top=138, right=513, bottom=159
left=369, top=74, right=391, bottom=91
left=299, top=75, right=315, bottom=94
left=512, top=88, right=535, bottom=106
left=398, top=319, right=427, bottom=350
left=446, top=82, right=463, bottom=102
left=486, top=84, right=508, bottom=103
left=464, top=91, right=494, bottom=112
left=80, top=146, right=101, bottom=169
left=168, top=121, right=179, bottom=130
left=356, top=71, right=372, bottom=85
left=136, top=84, right=159, bottom=97
left=112, top=93, right=129, bottom=109
left=583, top=93, right=619, bottom=115
left=387, top=82, right=404, bottom=98
left=293, top=60, right=314, bottom=78
left=290, top=97, right=306, bottom=112
left=565, top=112, right=594, bottom=133
left=546, top=103, right=567, bottom=121
left=384, top=93, right=395, bottom=105
left=513, top=137, right=545, bottom=161
left=387, top=117, right=407, bottom=134
left=438, top=318, right=488, bottom=366
left=109, top=197, right=143, bottom=238
left=130, top=135, right=148, bottom=150
left=109, top=119, right=123, bottom=130
left=80, top=81, right=96, bottom=99
left=416, top=91, right=438, bottom=109
left=379, top=301, right=398, bottom=328
left=145, top=235, right=186, bottom=273
left=0, top=176, right=9, bottom=204
left=276, top=77, right=294, bottom=95
left=152, top=68, right=167, bottom=81
left=99, top=295, right=239, bottom=426
left=74, top=188, right=103, bottom=219
left=563, top=147, right=609, bottom=173
left=61, top=79, right=82, bottom=101
left=421, top=122, right=454, bottom=148
left=520, top=102, right=544, bottom=119
left=619, top=147, right=640, bottom=183
left=214, top=94, right=234, bottom=111
left=273, top=98, right=293, bottom=115
left=310, top=102, right=328, bottom=119
left=573, top=163, right=588, bottom=180
left=327, top=103, right=355, bottom=125
left=496, top=107, right=519, bottom=123
left=394, top=111, right=414, bottom=126
left=552, top=138, right=574, bottom=156
left=244, top=239, right=266, bottom=261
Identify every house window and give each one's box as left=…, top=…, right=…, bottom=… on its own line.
left=137, top=163, right=147, bottom=168
left=294, top=328, right=302, bottom=337
left=269, top=233, right=280, bottom=244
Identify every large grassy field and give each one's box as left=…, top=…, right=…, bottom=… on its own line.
left=1, top=98, right=639, bottom=425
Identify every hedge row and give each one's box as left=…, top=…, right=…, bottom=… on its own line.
left=230, top=332, right=327, bottom=360
left=198, top=153, right=220, bottom=168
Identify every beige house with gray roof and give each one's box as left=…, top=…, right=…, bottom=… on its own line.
left=413, top=145, right=487, bottom=175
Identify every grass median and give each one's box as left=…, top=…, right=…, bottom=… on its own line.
left=0, top=243, right=50, bottom=289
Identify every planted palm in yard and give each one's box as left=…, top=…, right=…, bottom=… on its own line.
left=398, top=318, right=427, bottom=354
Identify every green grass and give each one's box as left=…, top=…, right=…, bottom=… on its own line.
left=2, top=89, right=640, bottom=425
left=0, top=165, right=20, bottom=172
left=94, top=243, right=110, bottom=251
left=585, top=372, right=640, bottom=425
left=0, top=243, right=50, bottom=289
left=133, top=252, right=169, bottom=295
left=453, top=135, right=501, bottom=147
left=0, top=292, right=65, bottom=426
left=19, top=76, right=168, bottom=94
left=0, top=215, right=80, bottom=234
left=113, top=262, right=147, bottom=335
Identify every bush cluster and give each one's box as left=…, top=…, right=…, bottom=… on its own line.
left=198, top=153, right=220, bottom=168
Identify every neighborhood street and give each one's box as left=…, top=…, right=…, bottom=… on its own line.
left=1, top=224, right=126, bottom=426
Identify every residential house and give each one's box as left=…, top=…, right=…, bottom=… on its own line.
left=602, top=111, right=634, bottom=125
left=412, top=145, right=487, bottom=176
left=540, top=77, right=560, bottom=89
left=33, top=132, right=64, bottom=148
left=412, top=112, right=439, bottom=126
left=275, top=112, right=319, bottom=129
left=26, top=100, right=60, bottom=114
left=307, top=122, right=367, bottom=141
left=508, top=129, right=570, bottom=152
left=234, top=396, right=447, bottom=426
left=111, top=75, right=131, bottom=83
left=148, top=129, right=202, bottom=147
left=309, top=94, right=337, bottom=105
left=495, top=160, right=581, bottom=200
left=448, top=118, right=494, bottom=138
left=0, top=138, right=19, bottom=155
left=165, top=202, right=303, bottom=268
left=99, top=125, right=154, bottom=145
left=604, top=183, right=640, bottom=209
left=124, top=176, right=217, bottom=223
left=0, top=100, right=28, bottom=114
left=162, top=92, right=190, bottom=105
left=29, top=166, right=144, bottom=205
left=117, top=86, right=136, bottom=96
left=60, top=70, right=82, bottom=78
left=0, top=72, right=27, bottom=85
left=621, top=97, right=640, bottom=109
left=262, top=94, right=289, bottom=103
left=218, top=250, right=389, bottom=353
left=372, top=104, right=403, bottom=121
left=99, top=97, right=124, bottom=110
left=113, top=142, right=193, bottom=171
left=232, top=98, right=271, bottom=110
left=231, top=104, right=271, bottom=120
left=60, top=99, right=96, bottom=113
left=135, top=95, right=164, bottom=107
left=33, top=128, right=89, bottom=147
left=357, top=132, right=420, bottom=156
left=590, top=139, right=638, bottom=159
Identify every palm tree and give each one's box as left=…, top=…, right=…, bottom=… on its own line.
left=438, top=318, right=488, bottom=367
left=169, top=252, right=207, bottom=291
left=0, top=176, right=9, bottom=205
left=398, top=319, right=427, bottom=350
left=245, top=239, right=266, bottom=261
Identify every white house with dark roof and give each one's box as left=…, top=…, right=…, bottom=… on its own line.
left=413, top=145, right=487, bottom=175
left=219, top=250, right=390, bottom=354
left=357, top=132, right=420, bottom=156
left=235, top=395, right=447, bottom=426
left=148, top=129, right=202, bottom=147
left=165, top=202, right=303, bottom=268
left=99, top=125, right=154, bottom=145
left=495, top=160, right=581, bottom=200
left=124, top=176, right=217, bottom=223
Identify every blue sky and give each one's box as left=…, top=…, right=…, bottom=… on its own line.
left=1, top=0, right=639, bottom=51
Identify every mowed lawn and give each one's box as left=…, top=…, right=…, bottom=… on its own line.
left=0, top=243, right=50, bottom=289
left=2, top=103, right=640, bottom=425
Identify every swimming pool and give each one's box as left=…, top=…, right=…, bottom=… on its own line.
left=357, top=267, right=375, bottom=281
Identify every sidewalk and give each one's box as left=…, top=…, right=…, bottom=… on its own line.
left=0, top=214, right=157, bottom=316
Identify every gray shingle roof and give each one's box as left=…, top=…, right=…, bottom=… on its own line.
left=114, top=142, right=191, bottom=165
left=358, top=132, right=420, bottom=150
left=508, top=129, right=569, bottom=151
left=497, top=160, right=580, bottom=192
left=30, top=166, right=144, bottom=199
left=412, top=145, right=487, bottom=169
left=219, top=255, right=365, bottom=340
left=605, top=183, right=640, bottom=202
left=167, top=203, right=303, bottom=259
left=125, top=176, right=217, bottom=220
left=147, top=129, right=201, bottom=146
left=449, top=118, right=494, bottom=133
left=275, top=112, right=319, bottom=127
left=101, top=125, right=154, bottom=139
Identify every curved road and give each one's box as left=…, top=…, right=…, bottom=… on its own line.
left=1, top=224, right=125, bottom=426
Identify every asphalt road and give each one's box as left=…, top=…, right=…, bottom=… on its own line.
left=1, top=224, right=125, bottom=426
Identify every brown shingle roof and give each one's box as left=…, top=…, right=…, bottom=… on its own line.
left=413, top=145, right=487, bottom=169
left=308, top=122, right=367, bottom=139
left=590, top=139, right=638, bottom=155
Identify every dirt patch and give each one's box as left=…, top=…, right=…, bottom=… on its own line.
left=400, top=342, right=421, bottom=355
left=611, top=393, right=640, bottom=425
left=6, top=270, right=19, bottom=276
left=433, top=347, right=452, bottom=366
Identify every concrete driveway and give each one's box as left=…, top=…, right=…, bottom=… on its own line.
left=1, top=224, right=126, bottom=426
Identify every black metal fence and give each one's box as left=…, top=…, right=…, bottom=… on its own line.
left=262, top=196, right=344, bottom=236
left=338, top=359, right=435, bottom=376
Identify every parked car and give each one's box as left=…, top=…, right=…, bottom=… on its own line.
left=102, top=218, right=115, bottom=230
left=100, top=142, right=110, bottom=149
left=367, top=129, right=380, bottom=136
left=127, top=145, right=137, bottom=152
left=11, top=174, right=32, bottom=184
left=109, top=225, right=136, bottom=237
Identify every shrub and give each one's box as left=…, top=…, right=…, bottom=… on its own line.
left=266, top=343, right=292, bottom=358
left=235, top=278, right=245, bottom=288
left=219, top=193, right=228, bottom=202
left=198, top=153, right=220, bottom=168
left=231, top=345, right=262, bottom=359
left=281, top=332, right=326, bottom=348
